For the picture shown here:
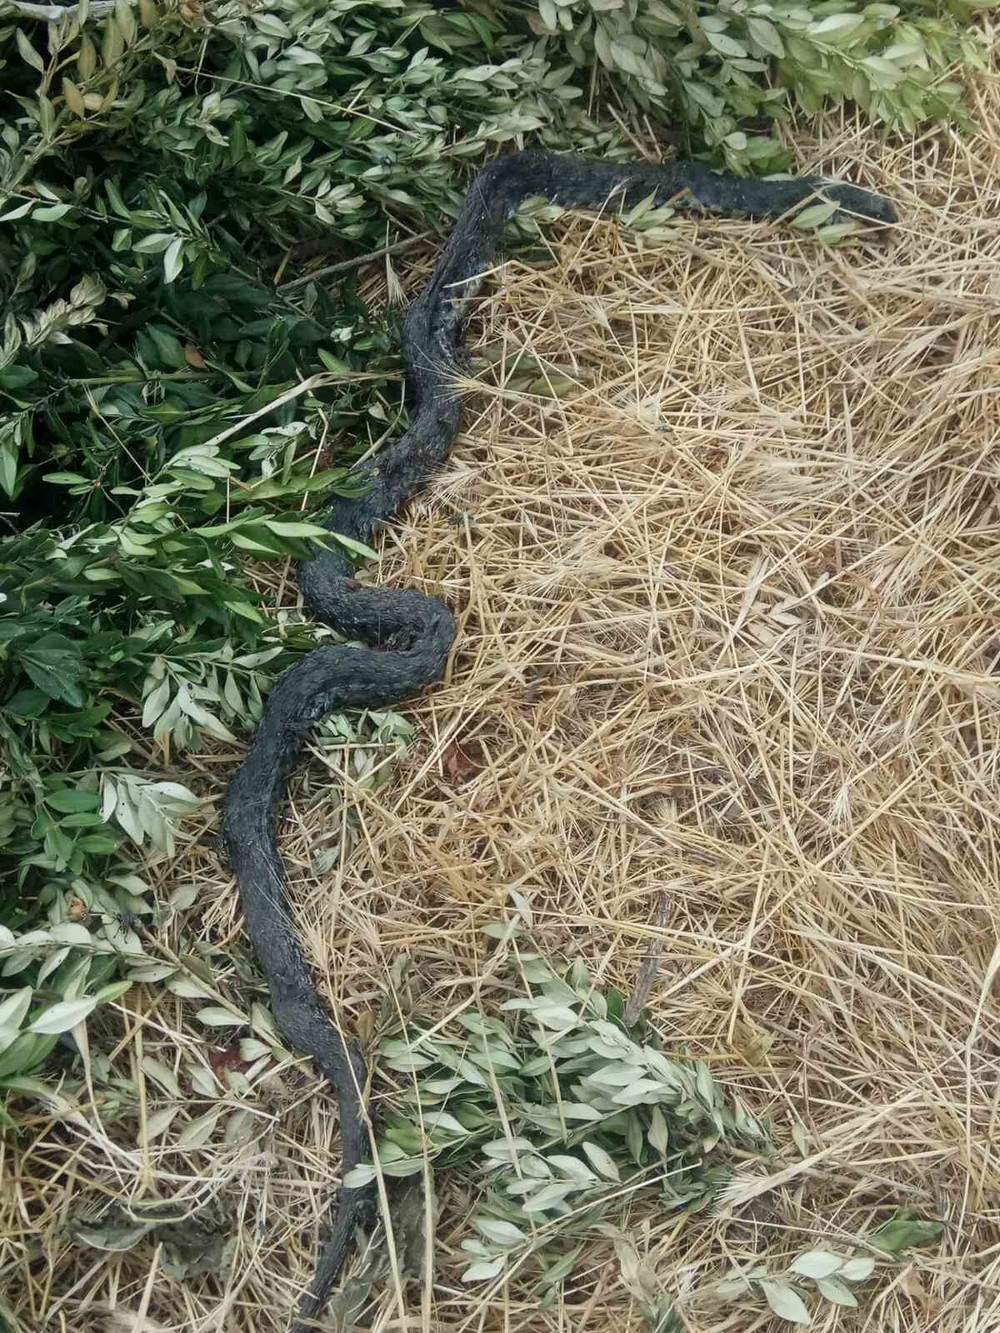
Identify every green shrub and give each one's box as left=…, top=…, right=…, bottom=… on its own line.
left=522, top=0, right=988, bottom=171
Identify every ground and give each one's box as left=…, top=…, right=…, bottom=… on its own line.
left=4, top=82, right=1000, bottom=1333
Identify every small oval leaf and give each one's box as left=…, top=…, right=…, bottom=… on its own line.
left=28, top=996, right=99, bottom=1034
left=789, top=1250, right=845, bottom=1279
left=760, top=1279, right=813, bottom=1325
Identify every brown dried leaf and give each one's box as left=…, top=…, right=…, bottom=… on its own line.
left=443, top=738, right=486, bottom=787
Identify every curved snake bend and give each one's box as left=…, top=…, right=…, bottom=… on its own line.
left=220, top=149, right=894, bottom=1330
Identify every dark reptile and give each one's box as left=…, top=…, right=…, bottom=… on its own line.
left=220, top=149, right=894, bottom=1330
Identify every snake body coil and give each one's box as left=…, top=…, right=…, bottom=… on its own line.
left=221, top=150, right=894, bottom=1329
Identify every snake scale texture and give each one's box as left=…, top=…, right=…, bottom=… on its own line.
left=220, top=149, right=895, bottom=1330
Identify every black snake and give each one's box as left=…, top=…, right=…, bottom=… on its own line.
left=220, top=149, right=894, bottom=1330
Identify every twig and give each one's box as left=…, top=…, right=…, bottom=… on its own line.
left=277, top=230, right=437, bottom=294
left=1, top=0, right=116, bottom=19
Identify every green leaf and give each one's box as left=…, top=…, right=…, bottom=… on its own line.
left=461, top=1255, right=507, bottom=1282
left=788, top=1251, right=844, bottom=1279
left=262, top=519, right=330, bottom=540
left=521, top=1181, right=576, bottom=1212
left=0, top=988, right=34, bottom=1033
left=537, top=1245, right=583, bottom=1289
left=163, top=237, right=185, bottom=284
left=42, top=472, right=91, bottom=486
left=838, top=1257, right=876, bottom=1282
left=16, top=28, right=45, bottom=73
left=19, top=636, right=85, bottom=706
left=0, top=200, right=35, bottom=223
left=46, top=789, right=101, bottom=814
left=141, top=326, right=186, bottom=368
left=581, top=1141, right=621, bottom=1182
left=58, top=811, right=106, bottom=828
left=0, top=1033, right=49, bottom=1079
left=0, top=366, right=38, bottom=390
left=195, top=1006, right=247, bottom=1026
left=252, top=11, right=293, bottom=37
left=37, top=93, right=55, bottom=137
left=791, top=201, right=840, bottom=230
left=28, top=996, right=101, bottom=1034
left=176, top=1110, right=221, bottom=1149
left=331, top=532, right=379, bottom=561
left=867, top=1212, right=944, bottom=1254
left=705, top=30, right=748, bottom=59
left=815, top=221, right=860, bottom=245
left=746, top=16, right=785, bottom=58
left=711, top=1274, right=755, bottom=1300
left=759, top=1279, right=813, bottom=1325
left=815, top=1276, right=857, bottom=1307
left=317, top=349, right=350, bottom=373
left=482, top=919, right=522, bottom=940
left=239, top=1038, right=272, bottom=1061
left=647, top=1104, right=669, bottom=1152
left=94, top=980, right=133, bottom=1004
left=33, top=204, right=73, bottom=222
left=475, top=1218, right=526, bottom=1246
left=76, top=834, right=119, bottom=853
left=809, top=14, right=865, bottom=43
left=343, top=1163, right=378, bottom=1188
left=0, top=198, right=37, bottom=222
left=560, top=1102, right=602, bottom=1121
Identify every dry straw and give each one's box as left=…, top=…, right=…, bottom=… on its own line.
left=4, top=79, right=1000, bottom=1333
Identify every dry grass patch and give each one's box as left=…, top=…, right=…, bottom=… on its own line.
left=4, top=99, right=1000, bottom=1333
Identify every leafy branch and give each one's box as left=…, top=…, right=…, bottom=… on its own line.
left=1, top=1, right=117, bottom=21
